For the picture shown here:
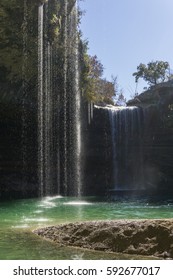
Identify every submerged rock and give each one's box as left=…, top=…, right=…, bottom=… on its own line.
left=33, top=219, right=173, bottom=259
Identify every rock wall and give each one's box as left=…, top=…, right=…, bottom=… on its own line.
left=128, top=82, right=173, bottom=196
left=83, top=106, right=112, bottom=196
left=0, top=97, right=38, bottom=199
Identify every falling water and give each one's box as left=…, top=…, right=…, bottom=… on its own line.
left=109, top=109, right=118, bottom=187
left=88, top=101, right=94, bottom=125
left=38, top=2, right=54, bottom=196
left=74, top=0, right=82, bottom=196
left=67, top=1, right=82, bottom=196
left=21, top=0, right=28, bottom=190
left=36, top=0, right=82, bottom=197
left=63, top=0, right=68, bottom=194
left=38, top=4, right=44, bottom=196
left=108, top=106, right=144, bottom=191
left=44, top=40, right=53, bottom=195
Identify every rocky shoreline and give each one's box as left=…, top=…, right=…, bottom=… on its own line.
left=33, top=219, right=173, bottom=259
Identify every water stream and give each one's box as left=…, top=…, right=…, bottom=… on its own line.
left=38, top=4, right=44, bottom=196
left=73, top=0, right=82, bottom=196
left=108, top=106, right=144, bottom=191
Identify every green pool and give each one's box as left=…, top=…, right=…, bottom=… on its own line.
left=0, top=196, right=173, bottom=259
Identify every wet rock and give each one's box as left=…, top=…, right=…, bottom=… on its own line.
left=33, top=219, right=173, bottom=259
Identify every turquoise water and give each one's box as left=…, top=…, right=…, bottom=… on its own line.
left=0, top=196, right=173, bottom=259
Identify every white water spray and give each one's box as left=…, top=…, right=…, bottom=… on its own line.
left=63, top=0, right=68, bottom=194
left=38, top=4, right=44, bottom=196
left=74, top=0, right=82, bottom=196
left=107, top=106, right=144, bottom=190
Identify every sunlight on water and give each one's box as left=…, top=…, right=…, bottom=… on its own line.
left=23, top=218, right=50, bottom=222
left=44, top=195, right=64, bottom=200
left=33, top=210, right=43, bottom=214
left=38, top=195, right=64, bottom=208
left=12, top=225, right=29, bottom=229
left=63, top=201, right=93, bottom=206
left=38, top=201, right=56, bottom=208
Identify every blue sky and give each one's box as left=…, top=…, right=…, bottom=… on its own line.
left=79, top=0, right=173, bottom=100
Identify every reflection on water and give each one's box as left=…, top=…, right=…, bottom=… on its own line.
left=63, top=201, right=93, bottom=205
left=0, top=196, right=173, bottom=259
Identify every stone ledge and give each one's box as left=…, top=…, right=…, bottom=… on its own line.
left=33, top=219, right=173, bottom=259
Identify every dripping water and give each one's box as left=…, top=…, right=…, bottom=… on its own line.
left=88, top=101, right=94, bottom=125
left=109, top=108, right=118, bottom=187
left=108, top=106, right=144, bottom=191
left=22, top=0, right=28, bottom=191
left=37, top=1, right=82, bottom=197
left=63, top=0, right=68, bottom=194
left=44, top=41, right=53, bottom=195
left=74, top=0, right=82, bottom=196
left=43, top=2, right=54, bottom=196
left=38, top=4, right=44, bottom=196
left=68, top=1, right=82, bottom=196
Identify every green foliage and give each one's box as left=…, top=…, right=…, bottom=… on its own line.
left=82, top=54, right=115, bottom=104
left=0, top=0, right=114, bottom=107
left=133, top=61, right=170, bottom=86
left=0, top=0, right=38, bottom=85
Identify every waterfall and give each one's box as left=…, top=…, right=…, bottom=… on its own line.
left=44, top=41, right=53, bottom=195
left=38, top=2, right=55, bottom=196
left=74, top=0, right=82, bottom=196
left=67, top=1, right=82, bottom=196
left=88, top=102, right=94, bottom=125
left=38, top=4, right=44, bottom=196
left=108, top=106, right=144, bottom=191
left=36, top=1, right=82, bottom=197
left=21, top=0, right=28, bottom=190
left=109, top=109, right=118, bottom=187
left=63, top=0, right=68, bottom=194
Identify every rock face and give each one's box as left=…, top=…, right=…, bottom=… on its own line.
left=83, top=106, right=112, bottom=195
left=127, top=82, right=173, bottom=195
left=34, top=219, right=173, bottom=258
left=0, top=97, right=38, bottom=199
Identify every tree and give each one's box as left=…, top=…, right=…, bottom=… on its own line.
left=83, top=55, right=115, bottom=104
left=133, top=60, right=170, bottom=86
left=116, top=89, right=126, bottom=106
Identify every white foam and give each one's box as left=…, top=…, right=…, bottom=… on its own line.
left=23, top=218, right=49, bottom=222
left=11, top=224, right=29, bottom=229
left=63, top=201, right=92, bottom=206
left=44, top=195, right=63, bottom=201
left=95, top=104, right=137, bottom=111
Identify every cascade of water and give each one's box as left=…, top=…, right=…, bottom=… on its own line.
left=44, top=39, right=53, bottom=196
left=54, top=43, right=61, bottom=195
left=108, top=106, right=144, bottom=191
left=38, top=2, right=55, bottom=196
left=74, top=0, right=82, bottom=196
left=22, top=0, right=28, bottom=190
left=67, top=1, right=82, bottom=196
left=108, top=109, right=118, bottom=187
left=38, top=4, right=44, bottom=196
left=88, top=101, right=94, bottom=124
left=63, top=0, right=68, bottom=195
left=37, top=0, right=82, bottom=197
